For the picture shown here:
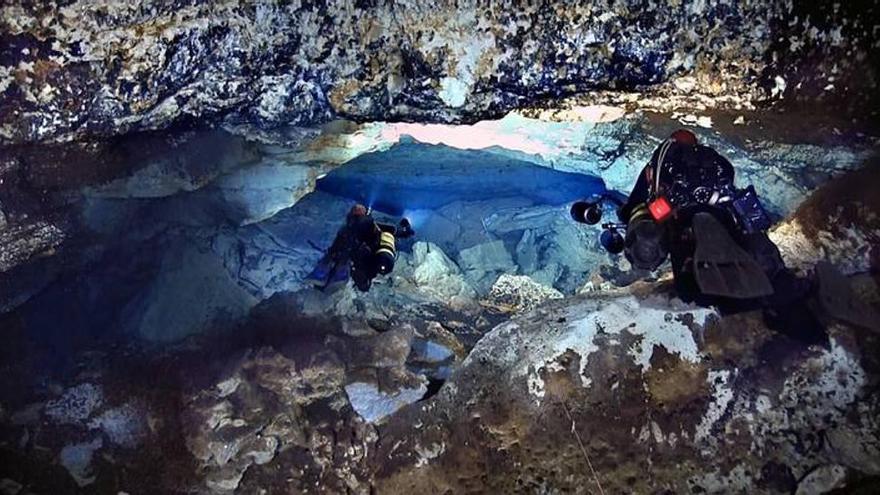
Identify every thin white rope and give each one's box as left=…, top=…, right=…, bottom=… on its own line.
left=557, top=398, right=606, bottom=495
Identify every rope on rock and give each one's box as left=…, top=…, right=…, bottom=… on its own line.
left=557, top=398, right=606, bottom=495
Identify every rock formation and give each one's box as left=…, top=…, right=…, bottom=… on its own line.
left=1, top=1, right=877, bottom=145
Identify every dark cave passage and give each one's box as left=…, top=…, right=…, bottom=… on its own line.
left=3, top=138, right=610, bottom=360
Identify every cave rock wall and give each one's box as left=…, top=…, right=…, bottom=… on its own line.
left=2, top=0, right=873, bottom=145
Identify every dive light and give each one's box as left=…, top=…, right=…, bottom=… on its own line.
left=570, top=200, right=603, bottom=225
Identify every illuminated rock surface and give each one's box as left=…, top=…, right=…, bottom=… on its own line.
left=2, top=2, right=876, bottom=145
left=1, top=11, right=879, bottom=487
left=0, top=150, right=877, bottom=492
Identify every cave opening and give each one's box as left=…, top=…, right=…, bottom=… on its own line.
left=1, top=113, right=878, bottom=494
left=2, top=0, right=880, bottom=491
left=2, top=132, right=615, bottom=375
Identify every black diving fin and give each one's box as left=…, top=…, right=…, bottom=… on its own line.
left=813, top=261, right=880, bottom=333
left=691, top=212, right=775, bottom=299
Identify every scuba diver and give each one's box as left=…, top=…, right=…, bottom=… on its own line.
left=307, top=203, right=414, bottom=292
left=571, top=129, right=879, bottom=336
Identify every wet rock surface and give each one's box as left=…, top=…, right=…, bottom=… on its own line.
left=2, top=1, right=878, bottom=145
left=372, top=293, right=879, bottom=494
left=5, top=270, right=875, bottom=493
left=0, top=104, right=878, bottom=493
left=0, top=109, right=876, bottom=348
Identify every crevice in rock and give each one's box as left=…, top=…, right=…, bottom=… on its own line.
left=419, top=378, right=446, bottom=402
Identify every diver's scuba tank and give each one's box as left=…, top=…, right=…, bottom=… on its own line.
left=624, top=203, right=669, bottom=271
left=374, top=230, right=397, bottom=275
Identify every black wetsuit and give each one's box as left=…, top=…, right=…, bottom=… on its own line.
left=328, top=214, right=382, bottom=291
left=619, top=142, right=735, bottom=223
left=620, top=141, right=809, bottom=313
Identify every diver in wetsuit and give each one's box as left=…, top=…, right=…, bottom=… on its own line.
left=615, top=129, right=878, bottom=336
left=307, top=204, right=382, bottom=292
left=617, top=130, right=790, bottom=302
left=308, top=204, right=413, bottom=292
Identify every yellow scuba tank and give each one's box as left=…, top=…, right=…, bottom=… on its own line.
left=374, top=231, right=396, bottom=274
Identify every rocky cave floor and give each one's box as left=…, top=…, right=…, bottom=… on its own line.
left=1, top=108, right=879, bottom=494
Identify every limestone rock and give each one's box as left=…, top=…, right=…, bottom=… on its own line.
left=514, top=229, right=538, bottom=274
left=344, top=380, right=427, bottom=424
left=795, top=465, right=847, bottom=495
left=122, top=240, right=259, bottom=342
left=0, top=220, right=65, bottom=273
left=345, top=327, right=414, bottom=369
left=410, top=242, right=475, bottom=303
left=44, top=383, right=103, bottom=426
left=59, top=437, right=103, bottom=487
left=370, top=293, right=880, bottom=493
left=182, top=345, right=375, bottom=493
left=87, top=403, right=147, bottom=448
left=769, top=164, right=880, bottom=275
left=457, top=240, right=516, bottom=292
left=2, top=2, right=874, bottom=145
left=486, top=274, right=563, bottom=313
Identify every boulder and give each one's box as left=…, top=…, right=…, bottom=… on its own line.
left=59, top=438, right=103, bottom=487
left=123, top=240, right=259, bottom=342
left=344, top=380, right=427, bottom=424
left=485, top=274, right=563, bottom=313
left=514, top=229, right=538, bottom=274
left=411, top=242, right=475, bottom=303
left=0, top=220, right=65, bottom=273
left=370, top=292, right=880, bottom=493
left=795, top=465, right=848, bottom=495
left=44, top=383, right=103, bottom=426
left=181, top=346, right=368, bottom=493
left=770, top=164, right=880, bottom=276
left=457, top=240, right=516, bottom=292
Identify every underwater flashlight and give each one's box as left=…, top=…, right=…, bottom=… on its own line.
left=570, top=200, right=603, bottom=225
left=600, top=227, right=625, bottom=254
left=624, top=205, right=669, bottom=271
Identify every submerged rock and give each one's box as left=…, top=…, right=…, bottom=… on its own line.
left=0, top=220, right=65, bottom=273
left=371, top=292, right=879, bottom=493
left=182, top=344, right=375, bottom=493
left=344, top=381, right=427, bottom=424
left=410, top=242, right=475, bottom=304
left=59, top=437, right=103, bottom=487
left=457, top=240, right=516, bottom=293
left=3, top=1, right=877, bottom=145
left=88, top=403, right=147, bottom=448
left=796, top=465, right=848, bottom=495
left=485, top=274, right=563, bottom=313
left=770, top=163, right=880, bottom=275
left=44, top=383, right=103, bottom=426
